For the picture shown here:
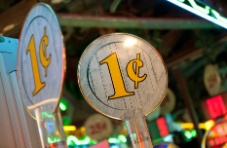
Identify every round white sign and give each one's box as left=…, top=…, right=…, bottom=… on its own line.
left=84, top=114, right=112, bottom=141
left=160, top=88, right=176, bottom=115
left=204, top=64, right=221, bottom=96
left=78, top=33, right=168, bottom=120
left=17, top=3, right=65, bottom=117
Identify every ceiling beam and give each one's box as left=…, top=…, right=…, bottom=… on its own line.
left=0, top=0, right=65, bottom=37
left=58, top=14, right=218, bottom=29
left=166, top=36, right=227, bottom=69
left=165, top=47, right=203, bottom=68
left=0, top=0, right=36, bottom=36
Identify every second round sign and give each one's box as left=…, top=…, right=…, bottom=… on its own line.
left=17, top=3, right=65, bottom=118
left=78, top=33, right=168, bottom=120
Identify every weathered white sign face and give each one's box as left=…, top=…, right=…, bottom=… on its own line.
left=84, top=114, right=112, bottom=141
left=78, top=33, right=168, bottom=120
left=160, top=88, right=176, bottom=115
left=17, top=3, right=65, bottom=118
left=204, top=64, right=221, bottom=96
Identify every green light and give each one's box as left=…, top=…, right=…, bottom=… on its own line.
left=42, top=112, right=53, bottom=119
left=59, top=98, right=69, bottom=111
left=108, top=137, right=119, bottom=144
left=212, top=10, right=227, bottom=23
left=48, top=136, right=61, bottom=144
left=133, top=133, right=137, bottom=139
left=188, top=0, right=210, bottom=14
left=63, top=116, right=71, bottom=125
left=59, top=102, right=67, bottom=111
left=66, top=135, right=127, bottom=146
left=90, top=139, right=97, bottom=145
left=118, top=135, right=127, bottom=143
left=167, top=0, right=227, bottom=29
left=67, top=136, right=76, bottom=146
left=67, top=135, right=91, bottom=145
left=191, top=129, right=197, bottom=137
left=184, top=131, right=192, bottom=139
left=79, top=136, right=91, bottom=145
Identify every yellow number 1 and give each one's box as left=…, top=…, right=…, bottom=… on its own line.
left=100, top=53, right=134, bottom=99
left=26, top=35, right=45, bottom=96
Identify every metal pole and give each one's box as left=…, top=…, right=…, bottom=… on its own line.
left=57, top=14, right=217, bottom=29
left=174, top=69, right=203, bottom=144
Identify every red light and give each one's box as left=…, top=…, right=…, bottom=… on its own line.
left=156, top=117, right=169, bottom=137
left=208, top=136, right=227, bottom=147
left=206, top=95, right=227, bottom=119
left=209, top=139, right=215, bottom=146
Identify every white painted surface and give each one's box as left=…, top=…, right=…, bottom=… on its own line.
left=17, top=3, right=65, bottom=117
left=204, top=64, right=221, bottom=96
left=78, top=33, right=168, bottom=120
left=85, top=114, right=112, bottom=141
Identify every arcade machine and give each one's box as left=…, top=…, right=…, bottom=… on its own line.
left=0, top=36, right=41, bottom=147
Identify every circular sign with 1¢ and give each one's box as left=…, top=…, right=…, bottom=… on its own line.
left=78, top=33, right=168, bottom=120
left=17, top=3, right=65, bottom=118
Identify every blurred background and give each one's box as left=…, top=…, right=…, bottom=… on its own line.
left=1, top=0, right=227, bottom=147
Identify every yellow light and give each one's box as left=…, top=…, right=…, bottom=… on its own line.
left=124, top=38, right=137, bottom=46
left=199, top=123, right=206, bottom=129
left=80, top=126, right=86, bottom=132
left=181, top=123, right=206, bottom=129
left=181, top=120, right=215, bottom=130
left=181, top=123, right=194, bottom=129
left=205, top=120, right=215, bottom=130
left=64, top=126, right=76, bottom=131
